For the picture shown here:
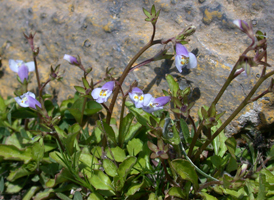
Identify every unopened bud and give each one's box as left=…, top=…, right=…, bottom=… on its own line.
left=182, top=25, right=196, bottom=37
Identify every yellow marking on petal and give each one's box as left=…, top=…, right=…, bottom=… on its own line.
left=100, top=90, right=107, bottom=97
left=180, top=56, right=190, bottom=65
left=134, top=95, right=138, bottom=99
left=139, top=95, right=144, bottom=101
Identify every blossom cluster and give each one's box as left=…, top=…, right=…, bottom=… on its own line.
left=129, top=87, right=170, bottom=113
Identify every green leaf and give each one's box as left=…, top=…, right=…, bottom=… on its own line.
left=33, top=188, right=55, bottom=200
left=97, top=120, right=117, bottom=145
left=67, top=108, right=82, bottom=124
left=114, top=156, right=137, bottom=191
left=12, top=107, right=37, bottom=118
left=84, top=101, right=102, bottom=115
left=125, top=101, right=158, bottom=127
left=82, top=78, right=90, bottom=89
left=103, top=159, right=118, bottom=177
left=119, top=113, right=134, bottom=146
left=126, top=178, right=144, bottom=196
left=64, top=129, right=80, bottom=156
left=5, top=179, right=25, bottom=194
left=45, top=168, right=71, bottom=188
left=106, top=146, right=126, bottom=162
left=256, top=30, right=265, bottom=41
left=127, top=138, right=143, bottom=156
left=56, top=193, right=72, bottom=200
left=171, top=159, right=199, bottom=191
left=257, top=173, right=266, bottom=199
left=7, top=162, right=37, bottom=181
left=169, top=124, right=181, bottom=145
left=49, top=151, right=67, bottom=168
left=60, top=98, right=74, bottom=112
left=199, top=192, right=218, bottom=200
left=0, top=95, right=6, bottom=113
left=166, top=74, right=179, bottom=97
left=80, top=153, right=100, bottom=170
left=180, top=118, right=189, bottom=143
left=23, top=186, right=40, bottom=200
left=143, top=7, right=151, bottom=18
left=151, top=5, right=156, bottom=16
left=124, top=122, right=142, bottom=143
left=210, top=155, right=222, bottom=169
left=88, top=193, right=104, bottom=200
left=0, top=176, right=4, bottom=193
left=0, top=144, right=33, bottom=164
left=89, top=170, right=114, bottom=192
left=168, top=187, right=185, bottom=199
left=260, top=169, right=274, bottom=185
left=225, top=137, right=236, bottom=159
left=73, top=191, right=83, bottom=200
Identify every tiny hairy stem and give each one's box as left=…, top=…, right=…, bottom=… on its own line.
left=193, top=69, right=274, bottom=161
left=33, top=54, right=42, bottom=99
left=106, top=39, right=162, bottom=124
left=118, top=96, right=127, bottom=147
left=188, top=59, right=240, bottom=157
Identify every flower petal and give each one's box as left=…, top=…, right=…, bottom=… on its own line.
left=175, top=55, right=183, bottom=73
left=9, top=59, right=19, bottom=72
left=14, top=96, right=29, bottom=107
left=25, top=61, right=35, bottom=71
left=91, top=88, right=102, bottom=100
left=143, top=94, right=154, bottom=107
left=131, top=87, right=143, bottom=94
left=26, top=91, right=36, bottom=99
left=18, top=64, right=29, bottom=82
left=187, top=52, right=197, bottom=69
left=63, top=54, right=79, bottom=65
left=102, top=81, right=115, bottom=91
left=27, top=95, right=41, bottom=109
left=153, top=96, right=171, bottom=106
left=233, top=20, right=241, bottom=29
left=176, top=43, right=189, bottom=57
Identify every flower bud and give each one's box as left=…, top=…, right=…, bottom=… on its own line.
left=63, top=54, right=80, bottom=65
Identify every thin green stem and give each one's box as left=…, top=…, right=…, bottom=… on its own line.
left=181, top=142, right=218, bottom=181
left=193, top=69, right=274, bottom=161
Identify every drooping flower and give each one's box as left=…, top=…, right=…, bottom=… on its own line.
left=129, top=87, right=146, bottom=108
left=233, top=20, right=254, bottom=41
left=91, top=81, right=115, bottom=103
left=142, top=94, right=171, bottom=113
left=9, top=59, right=35, bottom=82
left=63, top=54, right=80, bottom=65
left=175, top=43, right=197, bottom=73
left=14, top=92, right=41, bottom=109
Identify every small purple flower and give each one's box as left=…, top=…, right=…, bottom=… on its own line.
left=9, top=59, right=35, bottom=82
left=129, top=87, right=146, bottom=108
left=175, top=43, right=197, bottom=73
left=142, top=94, right=171, bottom=113
left=91, top=81, right=115, bottom=103
left=14, top=92, right=41, bottom=109
left=63, top=54, right=80, bottom=65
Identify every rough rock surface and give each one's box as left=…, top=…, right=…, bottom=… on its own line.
left=0, top=0, right=274, bottom=132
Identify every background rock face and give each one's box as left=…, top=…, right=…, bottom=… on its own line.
left=0, top=0, right=273, bottom=125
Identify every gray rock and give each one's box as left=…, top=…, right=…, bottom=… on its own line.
left=0, top=0, right=273, bottom=132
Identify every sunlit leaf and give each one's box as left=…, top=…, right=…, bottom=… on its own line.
left=171, top=159, right=199, bottom=191
left=127, top=138, right=143, bottom=156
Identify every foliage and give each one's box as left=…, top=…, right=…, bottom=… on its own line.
left=0, top=5, right=273, bottom=200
